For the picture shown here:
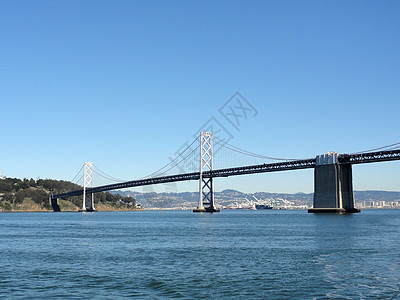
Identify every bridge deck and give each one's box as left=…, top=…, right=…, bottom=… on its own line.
left=52, top=149, right=400, bottom=199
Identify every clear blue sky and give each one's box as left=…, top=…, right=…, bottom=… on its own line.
left=1, top=0, right=399, bottom=193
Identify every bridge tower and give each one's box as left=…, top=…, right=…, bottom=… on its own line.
left=194, top=132, right=220, bottom=213
left=309, top=152, right=360, bottom=213
left=80, top=162, right=96, bottom=212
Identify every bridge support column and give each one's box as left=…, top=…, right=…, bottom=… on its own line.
left=79, top=162, right=96, bottom=212
left=194, top=132, right=220, bottom=213
left=89, top=193, right=95, bottom=212
left=308, top=152, right=360, bottom=213
left=50, top=196, right=61, bottom=212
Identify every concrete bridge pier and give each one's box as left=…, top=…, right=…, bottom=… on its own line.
left=50, top=196, right=61, bottom=212
left=308, top=152, right=360, bottom=213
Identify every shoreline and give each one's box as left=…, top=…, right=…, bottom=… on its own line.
left=0, top=209, right=145, bottom=213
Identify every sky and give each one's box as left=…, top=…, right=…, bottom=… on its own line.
left=1, top=0, right=399, bottom=194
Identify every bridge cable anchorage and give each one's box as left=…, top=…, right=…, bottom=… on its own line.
left=349, top=141, right=400, bottom=155
left=213, top=136, right=302, bottom=161
left=142, top=135, right=200, bottom=179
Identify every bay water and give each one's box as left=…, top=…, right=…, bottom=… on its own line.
left=0, top=210, right=399, bottom=299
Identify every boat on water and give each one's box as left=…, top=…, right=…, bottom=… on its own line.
left=255, top=204, right=273, bottom=210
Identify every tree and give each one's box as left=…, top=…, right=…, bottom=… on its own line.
left=29, top=178, right=36, bottom=187
left=0, top=181, right=12, bottom=192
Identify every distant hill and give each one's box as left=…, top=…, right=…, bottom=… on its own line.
left=111, top=189, right=400, bottom=209
left=221, top=189, right=244, bottom=195
left=355, top=191, right=400, bottom=202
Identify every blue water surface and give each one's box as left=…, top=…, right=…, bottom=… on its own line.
left=0, top=210, right=399, bottom=299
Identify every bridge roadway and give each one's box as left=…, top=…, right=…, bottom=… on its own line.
left=52, top=149, right=400, bottom=200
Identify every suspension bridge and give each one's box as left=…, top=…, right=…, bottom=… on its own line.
left=51, top=132, right=400, bottom=213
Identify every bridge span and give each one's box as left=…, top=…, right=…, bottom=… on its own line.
left=51, top=136, right=400, bottom=213
left=52, top=158, right=317, bottom=199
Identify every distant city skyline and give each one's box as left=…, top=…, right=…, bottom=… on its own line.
left=1, top=1, right=399, bottom=193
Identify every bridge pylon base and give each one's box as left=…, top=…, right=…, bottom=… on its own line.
left=193, top=207, right=220, bottom=213
left=310, top=152, right=361, bottom=214
left=79, top=208, right=97, bottom=212
left=50, top=197, right=61, bottom=212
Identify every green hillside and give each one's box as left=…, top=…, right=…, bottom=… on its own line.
left=0, top=178, right=136, bottom=212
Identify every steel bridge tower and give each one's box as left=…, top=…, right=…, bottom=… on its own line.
left=80, top=162, right=96, bottom=212
left=193, top=132, right=220, bottom=213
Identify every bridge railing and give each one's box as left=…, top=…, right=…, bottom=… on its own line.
left=339, top=149, right=400, bottom=164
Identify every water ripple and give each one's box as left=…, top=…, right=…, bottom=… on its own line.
left=0, top=210, right=399, bottom=299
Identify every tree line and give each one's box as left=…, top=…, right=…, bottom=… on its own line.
left=0, top=177, right=136, bottom=211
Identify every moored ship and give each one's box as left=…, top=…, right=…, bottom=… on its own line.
left=255, top=204, right=273, bottom=210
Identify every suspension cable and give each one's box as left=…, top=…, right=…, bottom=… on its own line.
left=143, top=135, right=200, bottom=178
left=213, top=136, right=301, bottom=161
left=70, top=136, right=400, bottom=188
left=153, top=144, right=200, bottom=177
left=93, top=169, right=122, bottom=182
left=74, top=174, right=84, bottom=186
left=71, top=164, right=84, bottom=183
left=93, top=165, right=126, bottom=182
left=93, top=169, right=124, bottom=183
left=349, top=141, right=400, bottom=155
